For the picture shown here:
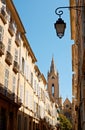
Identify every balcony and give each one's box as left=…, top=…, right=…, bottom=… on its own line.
left=13, top=60, right=19, bottom=73
left=8, top=22, right=15, bottom=36
left=0, top=83, right=22, bottom=107
left=0, top=41, right=5, bottom=56
left=15, top=35, right=21, bottom=47
left=5, top=51, right=13, bottom=65
left=0, top=7, right=7, bottom=24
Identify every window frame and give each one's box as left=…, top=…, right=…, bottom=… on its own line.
left=4, top=69, right=9, bottom=89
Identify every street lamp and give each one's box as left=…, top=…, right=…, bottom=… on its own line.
left=54, top=17, right=66, bottom=39
left=54, top=6, right=85, bottom=39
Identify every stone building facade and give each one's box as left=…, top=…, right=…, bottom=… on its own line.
left=0, top=0, right=59, bottom=130
left=63, top=98, right=72, bottom=122
left=47, top=57, right=62, bottom=129
left=70, top=0, right=85, bottom=130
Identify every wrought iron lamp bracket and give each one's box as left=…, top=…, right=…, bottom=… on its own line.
left=55, top=6, right=85, bottom=18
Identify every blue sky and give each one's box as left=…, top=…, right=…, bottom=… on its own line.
left=13, top=0, right=73, bottom=102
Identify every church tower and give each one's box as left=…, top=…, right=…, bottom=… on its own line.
left=47, top=57, right=59, bottom=104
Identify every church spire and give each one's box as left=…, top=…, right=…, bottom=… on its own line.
left=47, top=56, right=59, bottom=103
left=50, top=57, right=56, bottom=74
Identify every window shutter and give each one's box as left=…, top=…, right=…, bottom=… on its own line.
left=22, top=58, right=24, bottom=73
left=4, top=69, right=9, bottom=89
left=20, top=56, right=22, bottom=71
left=29, top=93, right=31, bottom=109
left=20, top=85, right=24, bottom=103
left=26, top=62, right=29, bottom=81
left=29, top=70, right=31, bottom=84
left=15, top=49, right=18, bottom=62
left=25, top=91, right=28, bottom=106
left=8, top=38, right=11, bottom=52
left=13, top=22, right=16, bottom=33
left=34, top=80, right=36, bottom=92
left=34, top=102, right=36, bottom=113
left=31, top=95, right=33, bottom=111
left=12, top=76, right=16, bottom=93
left=0, top=26, right=4, bottom=41
left=31, top=72, right=33, bottom=87
left=7, top=10, right=11, bottom=22
left=25, top=60, right=29, bottom=80
left=24, top=60, right=26, bottom=76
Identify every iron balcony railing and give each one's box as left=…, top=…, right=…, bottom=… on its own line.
left=0, top=83, right=22, bottom=106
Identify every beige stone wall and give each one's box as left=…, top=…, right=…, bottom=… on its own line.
left=0, top=1, right=59, bottom=130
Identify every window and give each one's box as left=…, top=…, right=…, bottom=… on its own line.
left=22, top=57, right=24, bottom=73
left=52, top=84, right=54, bottom=96
left=25, top=63, right=29, bottom=80
left=66, top=104, right=69, bottom=108
left=0, top=26, right=4, bottom=41
left=57, top=117, right=60, bottom=121
left=7, top=10, right=11, bottom=22
left=52, top=76, right=55, bottom=79
left=1, top=4, right=6, bottom=11
left=20, top=86, right=23, bottom=103
left=12, top=21, right=16, bottom=33
left=4, top=69, right=9, bottom=89
left=12, top=76, right=16, bottom=93
left=9, top=15, right=16, bottom=32
left=31, top=72, right=33, bottom=87
left=34, top=102, right=36, bottom=113
left=15, top=49, right=18, bottom=62
left=28, top=94, right=33, bottom=110
left=26, top=50, right=28, bottom=60
left=1, top=0, right=6, bottom=4
left=34, top=80, right=36, bottom=92
left=36, top=103, right=38, bottom=116
left=57, top=108, right=60, bottom=113
left=18, top=33, right=21, bottom=40
left=7, top=38, right=11, bottom=52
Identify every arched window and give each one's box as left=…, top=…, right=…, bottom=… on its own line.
left=51, top=76, right=55, bottom=79
left=52, top=84, right=54, bottom=96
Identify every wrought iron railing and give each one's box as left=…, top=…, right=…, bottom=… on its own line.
left=0, top=83, right=22, bottom=106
